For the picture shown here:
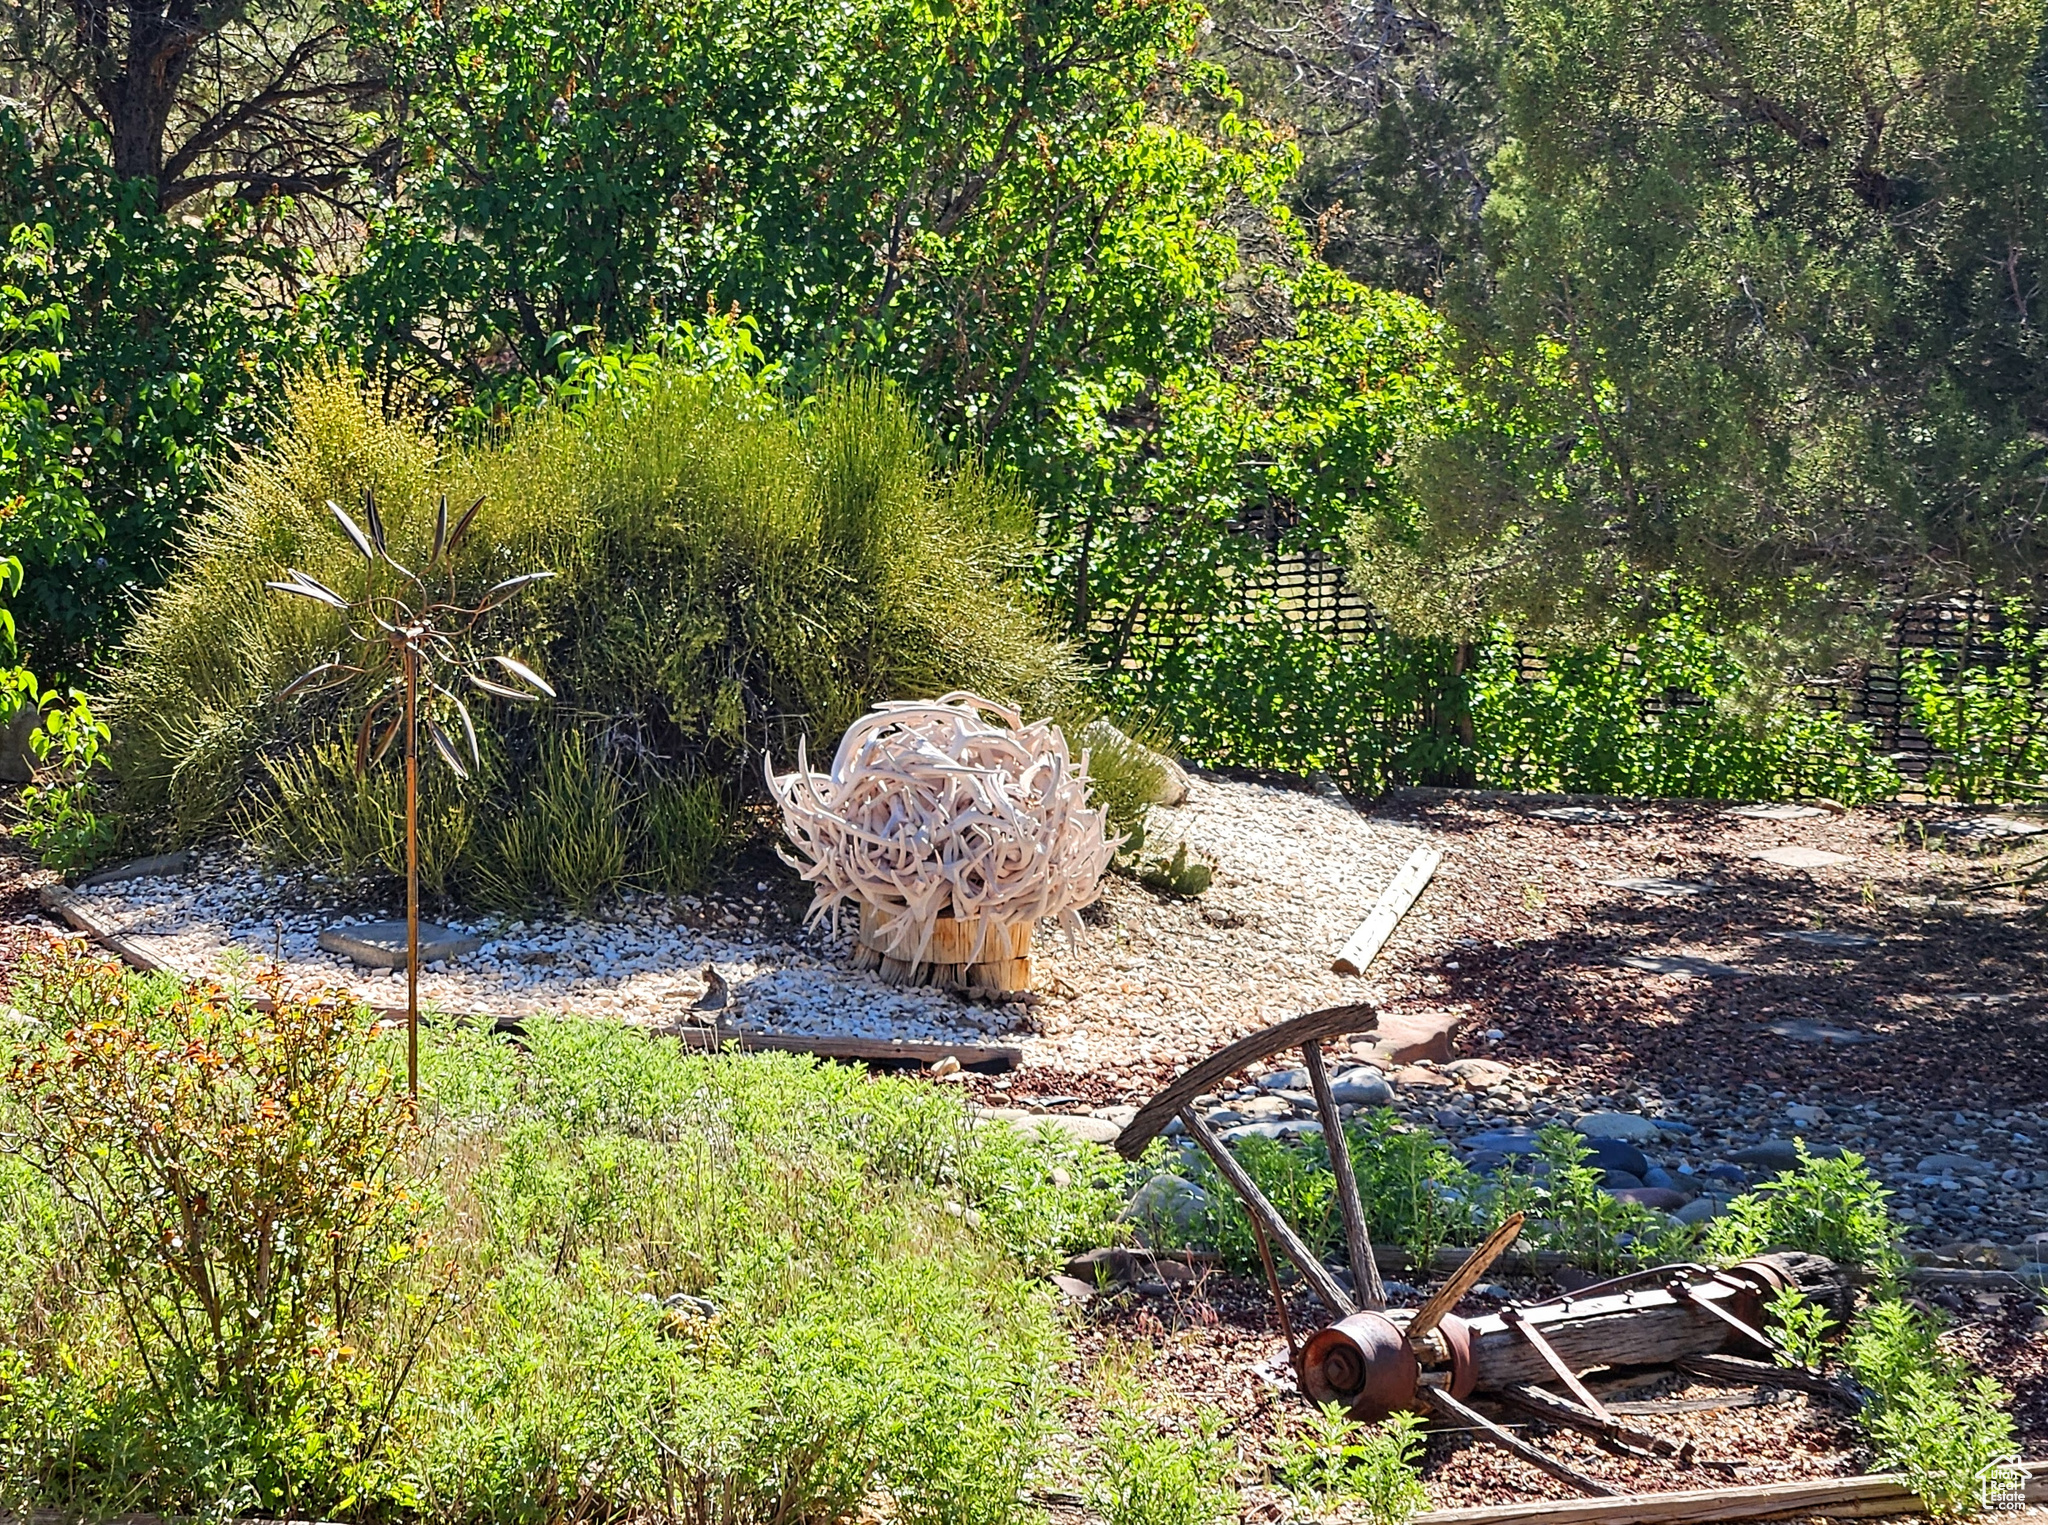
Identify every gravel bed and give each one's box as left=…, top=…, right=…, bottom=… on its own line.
left=44, top=775, right=1426, bottom=1065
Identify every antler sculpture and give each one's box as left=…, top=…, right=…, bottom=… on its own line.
left=766, top=692, right=1117, bottom=975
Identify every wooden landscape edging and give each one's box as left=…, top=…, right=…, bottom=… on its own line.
left=35, top=883, right=1023, bottom=1071
left=1411, top=1462, right=2048, bottom=1525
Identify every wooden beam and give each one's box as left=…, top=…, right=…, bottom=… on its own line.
left=1410, top=1462, right=2048, bottom=1525
left=1302, top=1036, right=1385, bottom=1308
left=1179, top=1105, right=1356, bottom=1319
left=1332, top=845, right=1441, bottom=976
left=39, top=886, right=1022, bottom=1071
left=1115, top=1002, right=1378, bottom=1158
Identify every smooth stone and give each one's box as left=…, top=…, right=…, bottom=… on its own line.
left=1600, top=1169, right=1645, bottom=1190
left=1600, top=877, right=1716, bottom=897
left=1786, top=1104, right=1827, bottom=1125
left=1575, top=1110, right=1662, bottom=1144
left=1020, top=1113, right=1122, bottom=1146
left=1702, top=1162, right=1747, bottom=1185
left=1654, top=1119, right=1698, bottom=1135
left=1617, top=953, right=1744, bottom=980
left=1534, top=805, right=1633, bottom=825
left=317, top=920, right=482, bottom=970
left=1751, top=845, right=1851, bottom=869
left=1583, top=1137, right=1652, bottom=1178
left=1765, top=1020, right=1878, bottom=1046
left=79, top=849, right=197, bottom=886
left=1722, top=803, right=1826, bottom=821
left=1262, top=1067, right=1308, bottom=1092
left=1123, top=1172, right=1210, bottom=1234
left=1734, top=1138, right=1841, bottom=1173
left=1330, top=1068, right=1394, bottom=1106
left=1917, top=1153, right=1987, bottom=1176
left=1609, top=1186, right=1688, bottom=1211
left=1674, top=1195, right=1731, bottom=1225
left=1468, top=1129, right=1545, bottom=1155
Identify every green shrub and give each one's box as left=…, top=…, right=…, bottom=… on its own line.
left=1905, top=601, right=2048, bottom=804
left=106, top=363, right=1085, bottom=906
left=0, top=968, right=1098, bottom=1521
left=1087, top=1379, right=1237, bottom=1525
left=1846, top=1299, right=2018, bottom=1522
left=1271, top=1404, right=1427, bottom=1525
left=1703, top=1144, right=1902, bottom=1274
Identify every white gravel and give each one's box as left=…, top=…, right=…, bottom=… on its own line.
left=68, top=776, right=1437, bottom=1067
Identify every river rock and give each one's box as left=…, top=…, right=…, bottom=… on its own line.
left=1575, top=1110, right=1661, bottom=1144
left=1123, top=1172, right=1210, bottom=1235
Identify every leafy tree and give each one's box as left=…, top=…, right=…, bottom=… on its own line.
left=336, top=0, right=1282, bottom=448
left=2, top=0, right=387, bottom=208
left=1207, top=0, right=1510, bottom=295
left=0, top=115, right=310, bottom=665
left=1360, top=0, right=2048, bottom=650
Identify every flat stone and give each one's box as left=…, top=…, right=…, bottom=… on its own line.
left=1220, top=1119, right=1323, bottom=1145
left=1928, top=816, right=2047, bottom=842
left=1774, top=929, right=1876, bottom=950
left=1600, top=877, right=1715, bottom=898
left=1443, top=1058, right=1513, bottom=1089
left=1534, top=806, right=1633, bottom=825
left=1609, top=1186, right=1688, bottom=1211
left=1721, top=803, right=1826, bottom=821
left=80, top=849, right=198, bottom=886
left=1600, top=1169, right=1645, bottom=1190
left=1389, top=1065, right=1455, bottom=1089
left=1617, top=953, right=1744, bottom=979
left=317, top=920, right=481, bottom=969
left=1917, top=1153, right=1987, bottom=1176
left=1786, top=1104, right=1826, bottom=1125
left=1575, top=1110, right=1661, bottom=1144
left=1362, top=1009, right=1464, bottom=1065
left=1765, top=1020, right=1878, bottom=1046
left=1261, top=1067, right=1309, bottom=1092
left=1019, top=1113, right=1122, bottom=1146
left=1750, top=846, right=1851, bottom=869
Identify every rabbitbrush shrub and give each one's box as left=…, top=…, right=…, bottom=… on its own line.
left=104, top=360, right=1089, bottom=907
left=0, top=949, right=1108, bottom=1520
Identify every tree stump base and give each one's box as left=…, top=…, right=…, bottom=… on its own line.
left=853, top=902, right=1034, bottom=995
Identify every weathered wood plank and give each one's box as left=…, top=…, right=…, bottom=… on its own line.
left=1410, top=1462, right=2048, bottom=1525
left=1332, top=845, right=1442, bottom=975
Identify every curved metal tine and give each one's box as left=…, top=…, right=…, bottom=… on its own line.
left=1301, top=1038, right=1385, bottom=1309
left=1406, top=1212, right=1526, bottom=1342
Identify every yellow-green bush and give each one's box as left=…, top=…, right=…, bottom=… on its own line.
left=106, top=362, right=1087, bottom=905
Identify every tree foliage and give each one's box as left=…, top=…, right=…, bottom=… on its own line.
left=1360, top=0, right=2048, bottom=645
left=0, top=115, right=311, bottom=666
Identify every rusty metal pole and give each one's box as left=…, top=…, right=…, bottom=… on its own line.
left=404, top=642, right=419, bottom=1100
